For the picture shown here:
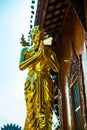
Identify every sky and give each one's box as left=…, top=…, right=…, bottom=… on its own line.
left=0, top=0, right=37, bottom=128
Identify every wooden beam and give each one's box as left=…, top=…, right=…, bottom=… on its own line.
left=40, top=0, right=49, bottom=28
left=45, top=11, right=65, bottom=21
left=47, top=3, right=68, bottom=14
left=44, top=17, right=63, bottom=28
left=60, top=3, right=71, bottom=32
left=83, top=0, right=87, bottom=29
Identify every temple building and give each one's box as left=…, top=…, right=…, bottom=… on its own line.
left=29, top=0, right=87, bottom=130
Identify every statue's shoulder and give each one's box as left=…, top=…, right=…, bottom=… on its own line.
left=21, top=46, right=35, bottom=54
left=21, top=47, right=28, bottom=53
left=44, top=46, right=55, bottom=56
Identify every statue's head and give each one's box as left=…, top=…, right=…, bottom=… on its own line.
left=30, top=25, right=44, bottom=49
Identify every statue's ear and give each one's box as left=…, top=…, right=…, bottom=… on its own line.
left=30, top=34, right=32, bottom=39
left=40, top=29, right=44, bottom=40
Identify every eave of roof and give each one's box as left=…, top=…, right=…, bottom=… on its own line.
left=34, top=0, right=70, bottom=38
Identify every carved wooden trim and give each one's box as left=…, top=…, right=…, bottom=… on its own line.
left=58, top=88, right=63, bottom=130
left=68, top=45, right=87, bottom=130
left=68, top=45, right=80, bottom=129
left=78, top=55, right=87, bottom=130
left=68, top=44, right=80, bottom=86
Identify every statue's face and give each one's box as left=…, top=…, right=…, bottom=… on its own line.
left=31, top=29, right=40, bottom=42
left=30, top=27, right=41, bottom=49
left=33, top=31, right=40, bottom=43
left=30, top=26, right=44, bottom=49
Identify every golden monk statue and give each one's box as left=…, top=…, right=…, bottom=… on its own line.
left=19, top=26, right=59, bottom=130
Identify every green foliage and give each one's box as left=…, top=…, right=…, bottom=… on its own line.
left=1, top=123, right=22, bottom=130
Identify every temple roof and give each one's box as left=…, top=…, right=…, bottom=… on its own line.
left=33, top=0, right=87, bottom=40
left=34, top=0, right=69, bottom=38
left=70, top=0, right=87, bottom=31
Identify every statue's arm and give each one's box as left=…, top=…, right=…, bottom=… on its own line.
left=45, top=51, right=60, bottom=73
left=19, top=42, right=43, bottom=70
